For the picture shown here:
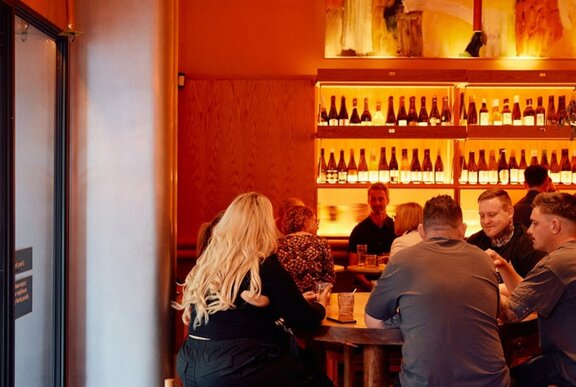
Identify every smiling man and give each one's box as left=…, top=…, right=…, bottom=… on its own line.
left=467, top=189, right=544, bottom=278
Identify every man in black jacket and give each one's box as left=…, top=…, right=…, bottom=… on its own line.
left=468, top=189, right=544, bottom=278
left=513, top=165, right=552, bottom=228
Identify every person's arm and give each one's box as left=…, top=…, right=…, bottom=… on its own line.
left=365, top=312, right=386, bottom=328
left=498, top=293, right=521, bottom=323
left=486, top=248, right=524, bottom=292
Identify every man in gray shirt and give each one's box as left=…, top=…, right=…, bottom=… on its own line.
left=491, top=192, right=576, bottom=386
left=365, top=195, right=510, bottom=387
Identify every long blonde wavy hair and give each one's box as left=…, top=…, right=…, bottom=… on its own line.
left=173, top=192, right=279, bottom=329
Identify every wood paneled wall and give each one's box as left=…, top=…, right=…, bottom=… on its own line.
left=177, top=79, right=316, bottom=246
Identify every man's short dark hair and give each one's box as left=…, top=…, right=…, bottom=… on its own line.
left=524, top=165, right=549, bottom=188
left=478, top=189, right=512, bottom=208
left=368, top=182, right=389, bottom=199
left=533, top=192, right=576, bottom=223
left=423, top=195, right=462, bottom=230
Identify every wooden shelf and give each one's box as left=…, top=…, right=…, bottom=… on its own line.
left=318, top=183, right=453, bottom=189
left=316, top=125, right=466, bottom=139
left=467, top=125, right=573, bottom=139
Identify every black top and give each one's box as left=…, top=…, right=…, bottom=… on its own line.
left=467, top=223, right=545, bottom=278
left=188, top=254, right=325, bottom=340
left=348, top=215, right=397, bottom=255
left=513, top=190, right=540, bottom=228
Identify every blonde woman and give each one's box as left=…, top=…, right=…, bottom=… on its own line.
left=173, top=192, right=332, bottom=387
left=390, top=202, right=423, bottom=259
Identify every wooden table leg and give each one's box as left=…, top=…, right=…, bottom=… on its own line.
left=363, top=345, right=389, bottom=387
left=343, top=345, right=353, bottom=387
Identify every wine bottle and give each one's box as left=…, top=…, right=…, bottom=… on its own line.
left=518, top=149, right=528, bottom=185
left=440, top=96, right=452, bottom=126
left=338, top=96, right=349, bottom=126
left=349, top=98, right=361, bottom=125
left=418, top=96, right=429, bottom=126
left=549, top=150, right=560, bottom=184
left=491, top=99, right=502, bottom=125
left=378, top=147, right=390, bottom=183
left=397, top=96, right=408, bottom=126
left=479, top=98, right=490, bottom=126
left=478, top=149, right=489, bottom=184
left=541, top=149, right=550, bottom=170
left=560, top=148, right=572, bottom=185
left=337, top=149, right=348, bottom=183
left=400, top=148, right=411, bottom=183
left=422, top=148, right=433, bottom=184
left=468, top=151, right=478, bottom=184
left=571, top=150, right=576, bottom=185
left=512, top=95, right=522, bottom=126
left=434, top=150, right=444, bottom=184
left=459, top=93, right=468, bottom=126
left=530, top=149, right=539, bottom=166
left=326, top=149, right=338, bottom=184
left=389, top=147, right=399, bottom=183
left=458, top=155, right=468, bottom=184
left=385, top=96, right=396, bottom=126
left=410, top=148, right=422, bottom=183
left=546, top=96, right=557, bottom=125
left=497, top=149, right=509, bottom=185
left=328, top=95, right=339, bottom=126
left=368, top=149, right=379, bottom=183
left=372, top=101, right=386, bottom=125
left=488, top=150, right=498, bottom=185
left=468, top=96, right=478, bottom=125
left=535, top=96, right=546, bottom=126
left=501, top=98, right=512, bottom=125
left=407, top=96, right=418, bottom=126
left=318, top=99, right=329, bottom=126
left=523, top=98, right=535, bottom=126
left=509, top=150, right=519, bottom=184
left=360, top=98, right=372, bottom=125
left=557, top=95, right=568, bottom=125
left=358, top=148, right=369, bottom=182
left=317, top=148, right=327, bottom=183
left=429, top=96, right=440, bottom=126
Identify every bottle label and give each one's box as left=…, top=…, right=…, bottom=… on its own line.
left=400, top=170, right=411, bottom=184
left=317, top=173, right=327, bottom=184
left=379, top=170, right=390, bottom=183
left=434, top=171, right=444, bottom=184
left=489, top=170, right=499, bottom=184
left=398, top=119, right=407, bottom=126
left=510, top=169, right=519, bottom=184
left=361, top=121, right=371, bottom=126
left=417, top=122, right=428, bottom=127
left=572, top=172, right=576, bottom=185
left=338, top=171, right=347, bottom=183
left=358, top=171, right=369, bottom=182
left=479, top=171, right=490, bottom=184
left=502, top=113, right=512, bottom=125
left=430, top=118, right=439, bottom=126
left=493, top=119, right=502, bottom=126
left=536, top=113, right=545, bottom=126
left=550, top=172, right=560, bottom=184
left=410, top=171, right=422, bottom=183
left=523, top=116, right=535, bottom=126
left=369, top=170, right=379, bottom=183
left=560, top=171, right=572, bottom=185
left=469, top=171, right=478, bottom=184
left=422, top=171, right=434, bottom=183
left=389, top=170, right=399, bottom=183
left=513, top=119, right=523, bottom=126
left=480, top=112, right=490, bottom=126
left=340, top=118, right=349, bottom=126
left=499, top=170, right=510, bottom=185
left=518, top=169, right=526, bottom=184
left=318, top=121, right=328, bottom=126
left=329, top=119, right=338, bottom=126
left=347, top=172, right=358, bottom=183
left=459, top=169, right=468, bottom=184
left=327, top=171, right=338, bottom=184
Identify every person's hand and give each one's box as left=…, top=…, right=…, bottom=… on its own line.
left=316, top=284, right=333, bottom=307
left=241, top=291, right=270, bottom=307
left=302, top=291, right=317, bottom=303
left=485, top=248, right=508, bottom=270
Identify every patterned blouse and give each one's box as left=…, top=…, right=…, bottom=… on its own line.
left=276, top=233, right=335, bottom=293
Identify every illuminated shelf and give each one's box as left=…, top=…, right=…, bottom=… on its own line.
left=467, top=125, right=573, bottom=139
left=458, top=184, right=576, bottom=189
left=318, top=183, right=454, bottom=189
left=316, top=125, right=466, bottom=139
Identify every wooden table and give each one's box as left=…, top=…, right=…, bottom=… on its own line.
left=306, top=292, right=402, bottom=387
left=304, top=292, right=538, bottom=387
left=334, top=264, right=345, bottom=273
left=346, top=264, right=386, bottom=275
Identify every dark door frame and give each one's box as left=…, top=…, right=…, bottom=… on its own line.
left=0, top=1, right=68, bottom=386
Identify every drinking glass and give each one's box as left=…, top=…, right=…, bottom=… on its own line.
left=316, top=282, right=331, bottom=304
left=337, top=292, right=355, bottom=319
left=356, top=244, right=367, bottom=266
left=365, top=254, right=377, bottom=267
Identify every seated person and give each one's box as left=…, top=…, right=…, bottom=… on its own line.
left=347, top=183, right=396, bottom=289
left=365, top=195, right=510, bottom=386
left=390, top=202, right=423, bottom=259
left=513, top=165, right=552, bottom=227
left=467, top=189, right=545, bottom=278
left=277, top=206, right=335, bottom=293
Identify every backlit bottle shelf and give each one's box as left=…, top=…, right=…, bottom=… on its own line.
left=316, top=125, right=466, bottom=139
left=317, top=183, right=453, bottom=189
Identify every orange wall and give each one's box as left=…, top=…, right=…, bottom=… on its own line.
left=21, top=0, right=68, bottom=30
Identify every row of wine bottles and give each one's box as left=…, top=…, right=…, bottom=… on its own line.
left=317, top=147, right=445, bottom=185
left=317, top=147, right=576, bottom=185
left=318, top=94, right=573, bottom=127
left=459, top=148, right=576, bottom=185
